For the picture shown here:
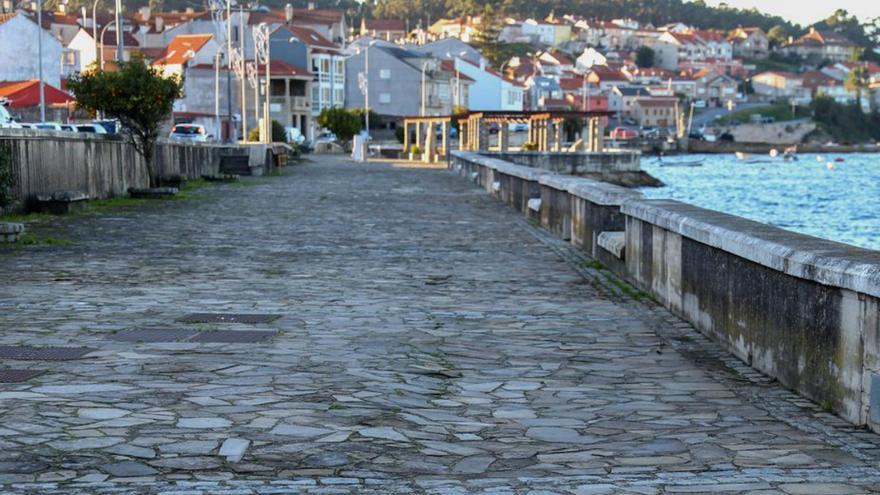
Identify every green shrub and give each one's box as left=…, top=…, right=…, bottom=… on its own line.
left=521, top=142, right=538, bottom=151
left=0, top=141, right=13, bottom=211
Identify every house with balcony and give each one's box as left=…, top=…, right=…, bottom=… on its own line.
left=751, top=70, right=811, bottom=103
left=266, top=26, right=320, bottom=139
left=153, top=33, right=237, bottom=139
left=728, top=27, right=769, bottom=59
left=692, top=68, right=737, bottom=107
left=632, top=97, right=678, bottom=127
left=781, top=28, right=857, bottom=64
left=345, top=45, right=459, bottom=117
left=801, top=70, right=856, bottom=104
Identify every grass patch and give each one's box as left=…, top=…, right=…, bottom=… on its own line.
left=0, top=211, right=54, bottom=224
left=820, top=400, right=834, bottom=413
left=18, top=232, right=73, bottom=246
left=328, top=402, right=346, bottom=410
left=742, top=57, right=800, bottom=74
left=583, top=260, right=605, bottom=270
left=717, top=102, right=811, bottom=125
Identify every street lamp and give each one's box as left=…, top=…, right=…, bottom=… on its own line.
left=91, top=0, right=100, bottom=66
left=37, top=0, right=45, bottom=122
left=357, top=40, right=377, bottom=140
left=98, top=20, right=117, bottom=69
left=420, top=60, right=429, bottom=116
left=445, top=50, right=467, bottom=109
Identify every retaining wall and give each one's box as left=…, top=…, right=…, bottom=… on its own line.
left=0, top=129, right=254, bottom=212
left=450, top=149, right=880, bottom=434
left=480, top=149, right=641, bottom=174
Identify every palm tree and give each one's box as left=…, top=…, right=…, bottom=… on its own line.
left=845, top=65, right=870, bottom=111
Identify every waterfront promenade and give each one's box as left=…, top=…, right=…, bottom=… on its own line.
left=1, top=156, right=880, bottom=494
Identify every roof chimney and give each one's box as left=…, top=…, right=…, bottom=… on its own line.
left=284, top=3, right=293, bottom=22
left=139, top=6, right=150, bottom=21
left=307, top=1, right=315, bottom=10
left=155, top=16, right=164, bottom=32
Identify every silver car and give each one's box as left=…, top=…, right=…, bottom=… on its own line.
left=169, top=124, right=209, bottom=142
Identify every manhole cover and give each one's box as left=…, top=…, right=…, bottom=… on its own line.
left=179, top=313, right=281, bottom=324
left=0, top=369, right=44, bottom=383
left=109, top=328, right=201, bottom=343
left=190, top=331, right=277, bottom=343
left=0, top=346, right=95, bottom=361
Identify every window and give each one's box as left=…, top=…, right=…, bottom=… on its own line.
left=379, top=93, right=391, bottom=103
left=334, top=89, right=344, bottom=106
left=379, top=69, right=391, bottom=79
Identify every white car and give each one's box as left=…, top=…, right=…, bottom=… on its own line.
left=285, top=126, right=306, bottom=145
left=76, top=124, right=108, bottom=134
left=169, top=123, right=209, bottom=142
left=0, top=104, right=20, bottom=128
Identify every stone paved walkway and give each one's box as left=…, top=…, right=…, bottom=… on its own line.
left=1, top=156, right=880, bottom=494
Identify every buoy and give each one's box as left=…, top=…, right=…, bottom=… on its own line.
left=769, top=149, right=779, bottom=158
left=816, top=155, right=823, bottom=162
left=835, top=157, right=845, bottom=162
left=826, top=162, right=835, bottom=170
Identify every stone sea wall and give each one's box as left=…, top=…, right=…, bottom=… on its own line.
left=0, top=129, right=248, bottom=212
left=451, top=150, right=880, bottom=433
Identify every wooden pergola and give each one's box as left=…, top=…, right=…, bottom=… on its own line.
left=400, top=110, right=614, bottom=162
left=400, top=115, right=454, bottom=164
left=456, top=110, right=614, bottom=153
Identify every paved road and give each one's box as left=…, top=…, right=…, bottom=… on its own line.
left=1, top=156, right=880, bottom=494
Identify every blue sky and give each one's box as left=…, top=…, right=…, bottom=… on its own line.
left=701, top=0, right=879, bottom=25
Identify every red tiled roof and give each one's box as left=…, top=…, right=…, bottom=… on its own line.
left=460, top=58, right=525, bottom=87
left=0, top=80, right=75, bottom=108
left=558, top=75, right=588, bottom=90
left=634, top=97, right=677, bottom=107
left=0, top=12, right=17, bottom=25
left=440, top=60, right=475, bottom=82
left=266, top=59, right=312, bottom=77
left=285, top=25, right=338, bottom=49
left=98, top=29, right=141, bottom=47
left=154, top=34, right=212, bottom=65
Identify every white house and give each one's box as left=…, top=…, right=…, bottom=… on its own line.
left=576, top=47, right=607, bottom=71
left=0, top=11, right=63, bottom=87
left=454, top=58, right=524, bottom=111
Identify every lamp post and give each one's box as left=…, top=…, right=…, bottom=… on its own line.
left=225, top=0, right=233, bottom=142
left=253, top=23, right=271, bottom=143
left=37, top=0, right=45, bottom=122
left=98, top=20, right=116, bottom=69
left=114, top=0, right=122, bottom=61
left=91, top=0, right=100, bottom=65
left=357, top=40, right=377, bottom=141
left=420, top=60, right=429, bottom=116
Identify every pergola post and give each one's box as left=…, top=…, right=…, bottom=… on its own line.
left=415, top=122, right=422, bottom=155
left=587, top=117, right=597, bottom=152
left=595, top=117, right=605, bottom=152
left=499, top=122, right=510, bottom=152
left=424, top=121, right=435, bottom=163
left=441, top=120, right=448, bottom=156
left=477, top=116, right=488, bottom=151
left=554, top=119, right=562, bottom=152
left=403, top=120, right=410, bottom=153
left=540, top=118, right=550, bottom=152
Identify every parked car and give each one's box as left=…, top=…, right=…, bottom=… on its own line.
left=0, top=103, right=20, bottom=128
left=640, top=126, right=659, bottom=139
left=60, top=124, right=76, bottom=132
left=693, top=100, right=707, bottom=108
left=284, top=126, right=306, bottom=145
left=509, top=122, right=528, bottom=132
left=610, top=127, right=638, bottom=140
left=622, top=117, right=638, bottom=126
left=76, top=124, right=108, bottom=134
left=34, top=122, right=64, bottom=131
left=169, top=123, right=209, bottom=142
left=315, top=131, right=337, bottom=144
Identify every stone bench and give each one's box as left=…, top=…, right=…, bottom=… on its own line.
left=201, top=174, right=240, bottom=182
left=35, top=191, right=89, bottom=215
left=128, top=187, right=178, bottom=199
left=0, top=222, right=24, bottom=243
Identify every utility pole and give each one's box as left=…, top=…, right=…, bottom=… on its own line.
left=364, top=43, right=370, bottom=139
left=114, top=0, right=122, bottom=61
left=37, top=0, right=45, bottom=122
left=226, top=0, right=234, bottom=142
left=239, top=4, right=246, bottom=141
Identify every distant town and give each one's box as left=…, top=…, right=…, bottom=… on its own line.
left=1, top=0, right=879, bottom=146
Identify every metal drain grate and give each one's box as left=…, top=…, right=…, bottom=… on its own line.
left=0, top=369, right=44, bottom=383
left=109, top=328, right=201, bottom=343
left=189, top=331, right=277, bottom=343
left=179, top=313, right=282, bottom=324
left=0, top=346, right=95, bottom=361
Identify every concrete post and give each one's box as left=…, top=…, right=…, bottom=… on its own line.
left=595, top=117, right=605, bottom=152
left=415, top=122, right=422, bottom=155
left=541, top=119, right=550, bottom=152
left=554, top=120, right=562, bottom=151
left=499, top=123, right=510, bottom=151
left=459, top=121, right=467, bottom=151
left=403, top=121, right=409, bottom=154
left=477, top=117, right=488, bottom=151
left=441, top=121, right=448, bottom=156
left=424, top=122, right=435, bottom=163
left=587, top=117, right=597, bottom=152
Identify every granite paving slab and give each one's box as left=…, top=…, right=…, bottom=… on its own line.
left=0, top=156, right=879, bottom=493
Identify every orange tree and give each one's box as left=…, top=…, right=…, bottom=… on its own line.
left=68, top=55, right=183, bottom=187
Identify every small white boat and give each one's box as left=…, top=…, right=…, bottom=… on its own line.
left=658, top=157, right=704, bottom=167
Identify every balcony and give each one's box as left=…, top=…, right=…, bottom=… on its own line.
left=269, top=96, right=311, bottom=112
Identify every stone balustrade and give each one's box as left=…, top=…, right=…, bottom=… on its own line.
left=450, top=149, right=880, bottom=434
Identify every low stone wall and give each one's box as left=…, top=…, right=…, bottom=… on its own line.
left=450, top=149, right=880, bottom=434
left=481, top=149, right=641, bottom=174
left=0, top=129, right=254, bottom=212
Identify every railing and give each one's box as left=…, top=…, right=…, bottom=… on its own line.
left=269, top=96, right=311, bottom=111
